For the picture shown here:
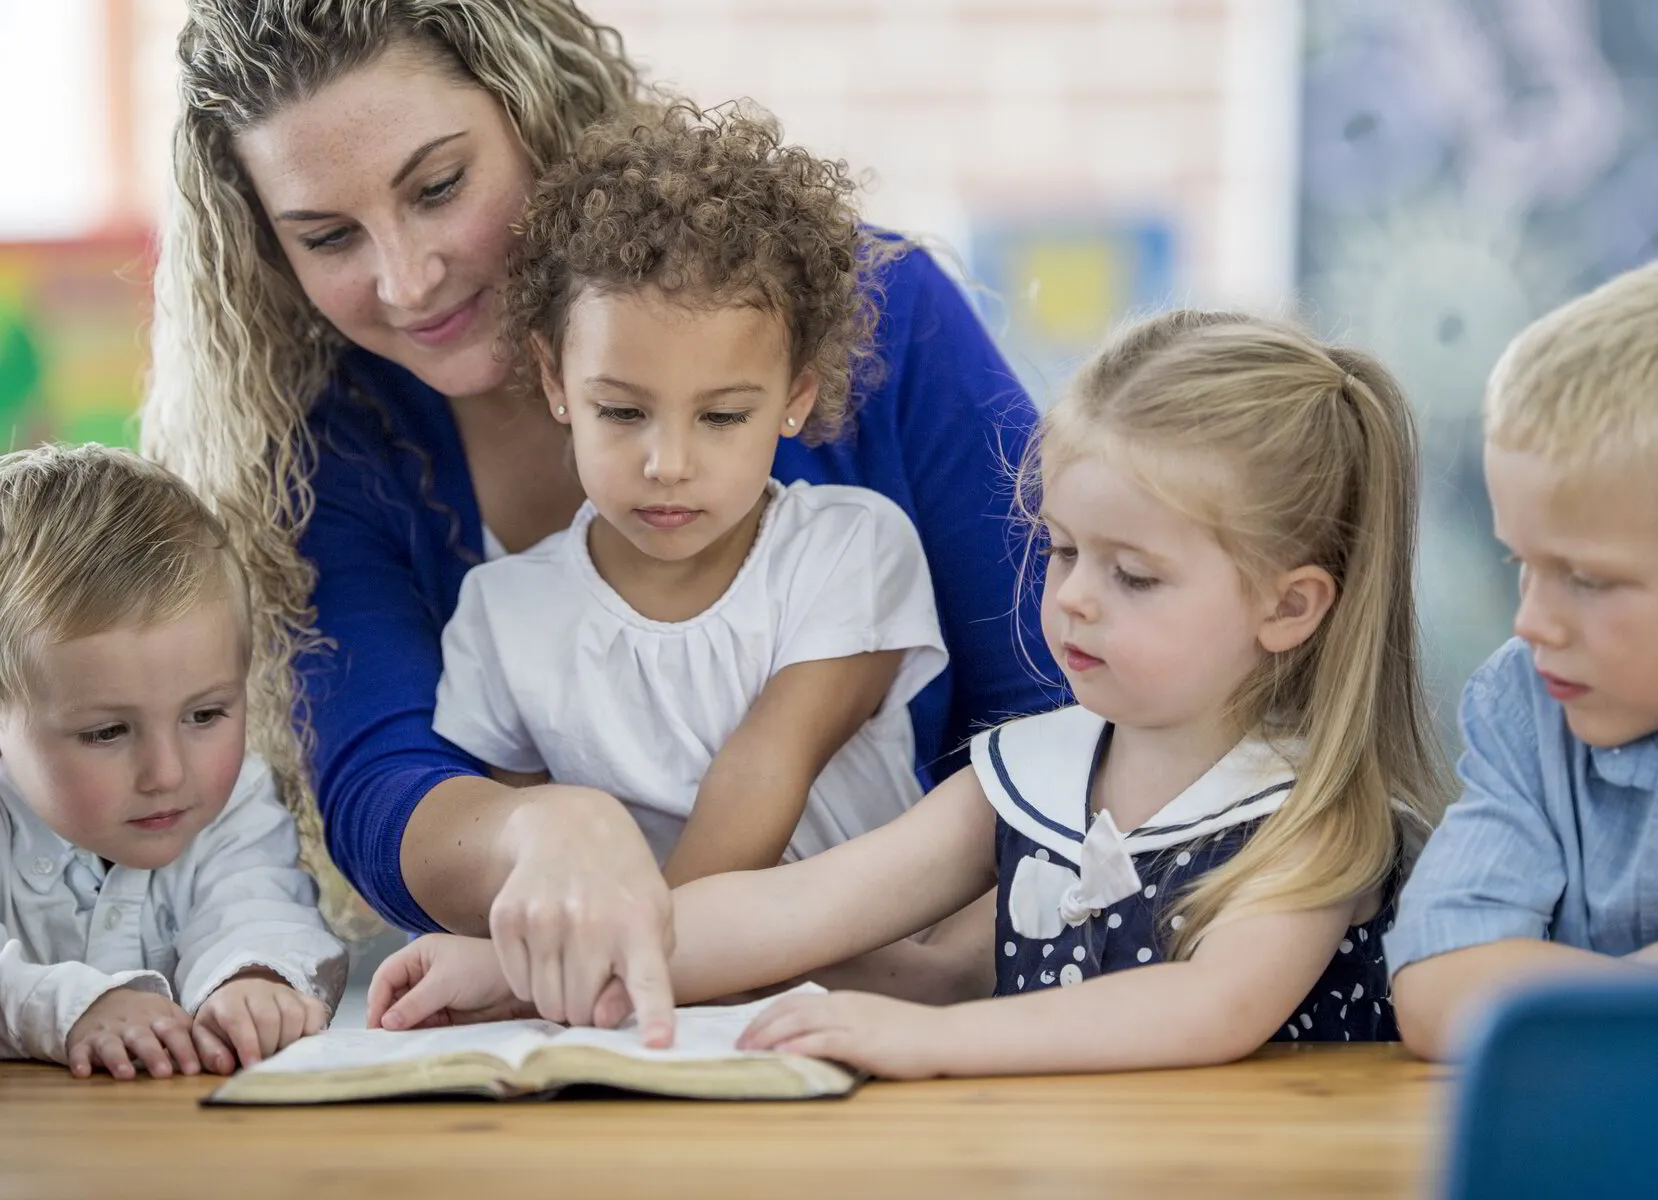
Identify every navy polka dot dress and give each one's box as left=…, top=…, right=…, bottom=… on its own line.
left=970, top=706, right=1398, bottom=1043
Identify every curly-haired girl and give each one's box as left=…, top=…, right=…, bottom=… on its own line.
left=430, top=106, right=964, bottom=998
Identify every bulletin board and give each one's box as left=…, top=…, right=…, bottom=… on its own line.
left=0, top=236, right=153, bottom=451
left=971, top=219, right=1175, bottom=408
left=1297, top=0, right=1658, bottom=725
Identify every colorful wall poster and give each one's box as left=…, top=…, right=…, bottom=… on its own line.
left=0, top=236, right=153, bottom=451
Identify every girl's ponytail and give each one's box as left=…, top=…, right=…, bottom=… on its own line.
left=1037, top=314, right=1449, bottom=959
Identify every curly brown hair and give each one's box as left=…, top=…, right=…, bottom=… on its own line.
left=502, top=102, right=892, bottom=442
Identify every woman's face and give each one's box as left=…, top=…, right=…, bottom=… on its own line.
left=236, top=43, right=535, bottom=400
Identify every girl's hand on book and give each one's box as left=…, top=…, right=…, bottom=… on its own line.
left=736, top=990, right=950, bottom=1080
left=66, top=988, right=199, bottom=1080
left=368, top=934, right=535, bottom=1030
left=194, top=971, right=328, bottom=1073
left=491, top=789, right=677, bottom=1047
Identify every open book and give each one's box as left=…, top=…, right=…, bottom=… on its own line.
left=204, top=984, right=859, bottom=1104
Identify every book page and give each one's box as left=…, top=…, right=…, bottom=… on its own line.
left=239, top=983, right=827, bottom=1077
left=552, top=986, right=822, bottom=1062
left=243, top=1020, right=560, bottom=1075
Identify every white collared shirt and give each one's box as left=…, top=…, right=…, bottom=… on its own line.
left=436, top=480, right=948, bottom=864
left=0, top=755, right=347, bottom=1064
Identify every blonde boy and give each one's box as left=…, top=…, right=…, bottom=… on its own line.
left=1389, top=262, right=1658, bottom=1059
left=0, top=445, right=344, bottom=1079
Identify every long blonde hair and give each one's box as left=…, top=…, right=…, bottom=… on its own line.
left=1019, top=310, right=1450, bottom=959
left=141, top=1, right=636, bottom=922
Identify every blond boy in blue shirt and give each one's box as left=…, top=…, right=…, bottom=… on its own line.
left=1388, top=261, right=1658, bottom=1059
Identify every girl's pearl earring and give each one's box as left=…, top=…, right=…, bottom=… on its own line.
left=786, top=417, right=798, bottom=429
left=556, top=405, right=567, bottom=417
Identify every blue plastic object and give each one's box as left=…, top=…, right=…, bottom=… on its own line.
left=1444, top=977, right=1658, bottom=1200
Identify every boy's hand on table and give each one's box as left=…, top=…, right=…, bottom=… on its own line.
left=367, top=933, right=535, bottom=1031
left=66, top=988, right=199, bottom=1080
left=194, top=969, right=328, bottom=1073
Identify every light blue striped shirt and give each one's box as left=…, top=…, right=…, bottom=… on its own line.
left=1386, top=637, right=1658, bottom=976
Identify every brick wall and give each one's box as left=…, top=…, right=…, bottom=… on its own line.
left=134, top=0, right=1298, bottom=314
left=582, top=0, right=1299, bottom=310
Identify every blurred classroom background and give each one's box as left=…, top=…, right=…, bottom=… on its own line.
left=4, top=0, right=1657, bottom=740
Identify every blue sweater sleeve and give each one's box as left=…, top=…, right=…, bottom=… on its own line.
left=297, top=384, right=482, bottom=932
left=882, top=250, right=1058, bottom=762
left=776, top=245, right=1059, bottom=775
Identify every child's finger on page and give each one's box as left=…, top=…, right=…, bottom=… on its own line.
left=152, top=1016, right=201, bottom=1075
left=621, top=936, right=676, bottom=1048
left=191, top=1022, right=236, bottom=1075
left=302, top=996, right=329, bottom=1035
left=735, top=996, right=808, bottom=1049
left=364, top=957, right=412, bottom=1028
left=247, top=991, right=284, bottom=1059
left=272, top=992, right=308, bottom=1050
left=770, top=1031, right=848, bottom=1063
left=377, top=971, right=450, bottom=1031
left=220, top=1006, right=265, bottom=1068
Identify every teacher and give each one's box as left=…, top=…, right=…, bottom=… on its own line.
left=142, top=0, right=1049, bottom=1039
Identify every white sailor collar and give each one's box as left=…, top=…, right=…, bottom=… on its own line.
left=971, top=706, right=1298, bottom=919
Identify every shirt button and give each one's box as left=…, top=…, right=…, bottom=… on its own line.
left=32, top=857, right=53, bottom=876
left=103, top=909, right=122, bottom=931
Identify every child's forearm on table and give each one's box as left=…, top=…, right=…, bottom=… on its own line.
left=918, top=958, right=1286, bottom=1077
left=1393, top=938, right=1645, bottom=1061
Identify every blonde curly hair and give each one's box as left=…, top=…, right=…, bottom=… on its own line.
left=503, top=103, right=889, bottom=443
left=141, top=0, right=636, bottom=935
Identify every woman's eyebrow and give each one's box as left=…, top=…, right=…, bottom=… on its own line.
left=274, top=132, right=467, bottom=221
left=389, top=131, right=466, bottom=188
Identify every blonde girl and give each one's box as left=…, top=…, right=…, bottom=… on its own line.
left=372, top=310, right=1449, bottom=1074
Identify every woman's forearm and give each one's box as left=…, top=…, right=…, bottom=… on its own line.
left=393, top=782, right=678, bottom=1039
left=399, top=777, right=625, bottom=934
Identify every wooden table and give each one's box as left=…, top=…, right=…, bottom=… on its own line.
left=0, top=1045, right=1450, bottom=1199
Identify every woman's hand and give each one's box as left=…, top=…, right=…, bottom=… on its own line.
left=488, top=787, right=677, bottom=1046
left=367, top=934, right=532, bottom=1030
